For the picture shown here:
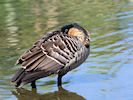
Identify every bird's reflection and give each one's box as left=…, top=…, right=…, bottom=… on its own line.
left=12, top=87, right=85, bottom=100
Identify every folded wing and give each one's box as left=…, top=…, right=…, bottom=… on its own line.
left=12, top=31, right=88, bottom=85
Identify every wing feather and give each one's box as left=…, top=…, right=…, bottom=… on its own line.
left=14, top=31, right=89, bottom=84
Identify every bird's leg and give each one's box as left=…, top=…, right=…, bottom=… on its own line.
left=15, top=81, right=21, bottom=88
left=58, top=74, right=63, bottom=87
left=31, top=80, right=36, bottom=88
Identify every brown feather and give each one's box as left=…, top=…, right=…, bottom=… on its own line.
left=21, top=52, right=44, bottom=68
left=25, top=56, right=46, bottom=71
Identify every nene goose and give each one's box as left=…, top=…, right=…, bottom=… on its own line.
left=11, top=23, right=91, bottom=88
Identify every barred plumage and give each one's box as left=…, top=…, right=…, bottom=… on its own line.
left=11, top=23, right=91, bottom=88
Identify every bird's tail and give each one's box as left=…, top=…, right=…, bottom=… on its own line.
left=11, top=68, right=50, bottom=87
left=11, top=68, right=26, bottom=87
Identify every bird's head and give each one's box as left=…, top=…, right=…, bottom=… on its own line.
left=61, top=23, right=91, bottom=48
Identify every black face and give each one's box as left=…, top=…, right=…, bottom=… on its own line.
left=61, top=23, right=88, bottom=36
left=61, top=23, right=90, bottom=48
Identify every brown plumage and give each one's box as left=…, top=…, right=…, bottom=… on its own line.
left=11, top=23, right=91, bottom=88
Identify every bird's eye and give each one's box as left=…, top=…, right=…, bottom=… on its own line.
left=88, top=37, right=90, bottom=41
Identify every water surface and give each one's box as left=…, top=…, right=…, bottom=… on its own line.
left=0, top=0, right=133, bottom=100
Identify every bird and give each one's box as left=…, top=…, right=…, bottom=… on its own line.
left=11, top=23, right=91, bottom=88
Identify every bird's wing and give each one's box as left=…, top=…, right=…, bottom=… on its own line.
left=16, top=31, right=81, bottom=71
left=16, top=31, right=67, bottom=73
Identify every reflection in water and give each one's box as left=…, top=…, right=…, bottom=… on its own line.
left=12, top=87, right=85, bottom=100
left=44, top=0, right=59, bottom=30
left=4, top=0, right=19, bottom=46
left=33, top=1, right=42, bottom=33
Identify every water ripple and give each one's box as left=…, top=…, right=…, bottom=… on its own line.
left=4, top=1, right=19, bottom=46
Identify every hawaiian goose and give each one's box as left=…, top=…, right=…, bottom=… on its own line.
left=11, top=23, right=91, bottom=88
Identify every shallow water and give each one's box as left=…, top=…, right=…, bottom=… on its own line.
left=0, top=0, right=133, bottom=100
